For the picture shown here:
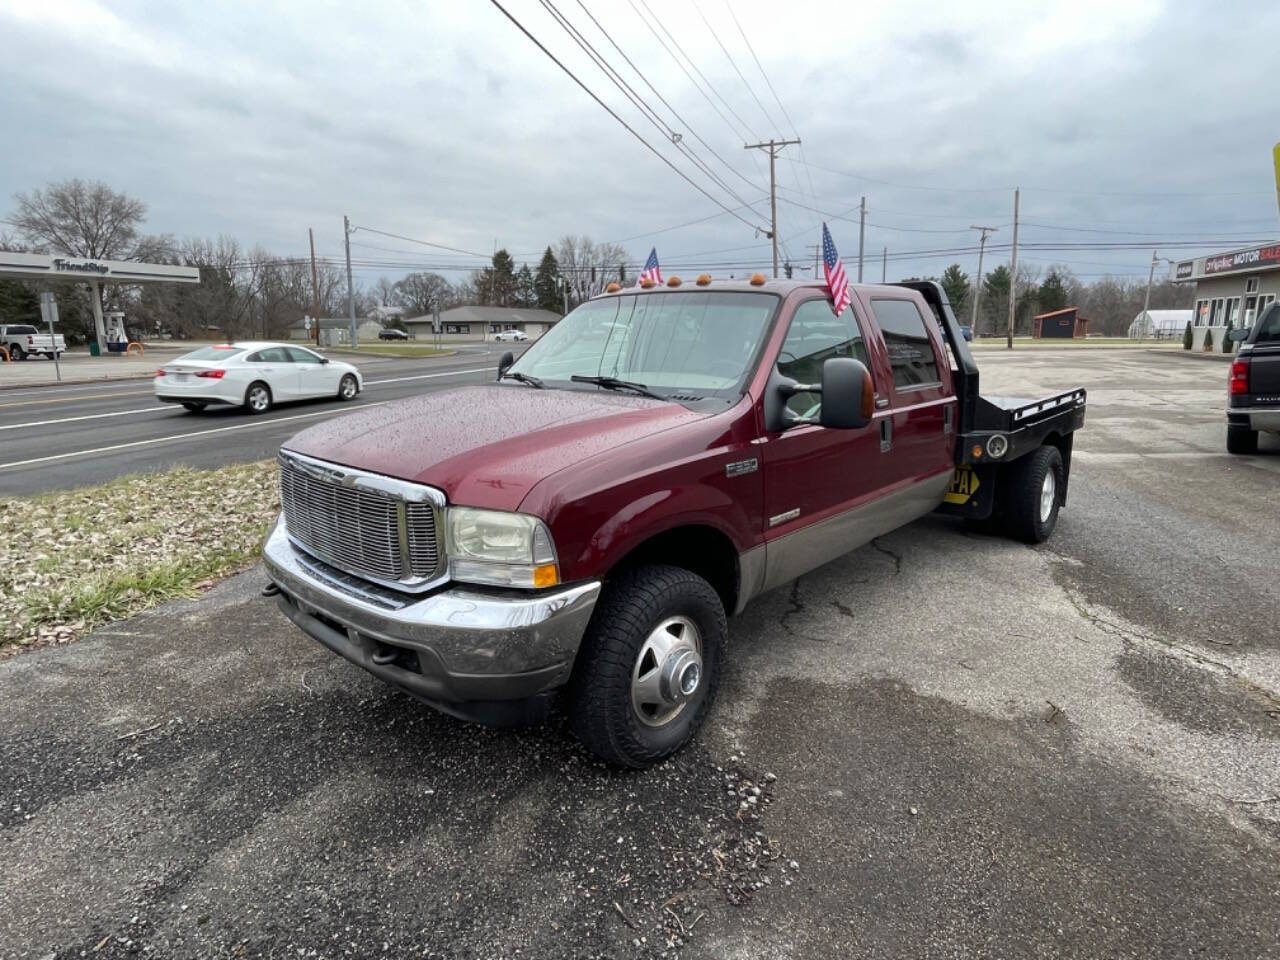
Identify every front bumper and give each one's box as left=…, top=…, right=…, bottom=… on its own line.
left=262, top=518, right=601, bottom=722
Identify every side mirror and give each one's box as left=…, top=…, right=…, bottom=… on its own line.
left=498, top=351, right=514, bottom=377
left=1228, top=328, right=1249, bottom=342
left=818, top=357, right=874, bottom=430
left=319, top=356, right=330, bottom=364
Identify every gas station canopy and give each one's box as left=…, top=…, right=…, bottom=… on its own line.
left=0, top=251, right=200, bottom=353
left=0, top=251, right=200, bottom=285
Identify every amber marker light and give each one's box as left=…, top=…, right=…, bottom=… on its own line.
left=640, top=278, right=656, bottom=289
left=532, top=564, right=560, bottom=588
left=749, top=273, right=767, bottom=285
left=605, top=282, right=621, bottom=293
left=667, top=275, right=682, bottom=287
left=696, top=273, right=712, bottom=285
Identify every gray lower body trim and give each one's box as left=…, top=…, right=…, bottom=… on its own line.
left=758, top=472, right=952, bottom=596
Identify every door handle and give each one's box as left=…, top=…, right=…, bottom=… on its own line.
left=880, top=419, right=892, bottom=453
left=874, top=394, right=890, bottom=409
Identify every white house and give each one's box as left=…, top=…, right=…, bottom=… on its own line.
left=404, top=305, right=562, bottom=341
left=1126, top=309, right=1193, bottom=340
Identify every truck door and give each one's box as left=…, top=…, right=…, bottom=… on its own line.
left=860, top=294, right=956, bottom=485
left=759, top=298, right=891, bottom=589
left=1245, top=303, right=1280, bottom=398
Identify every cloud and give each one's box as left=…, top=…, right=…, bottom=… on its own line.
left=1, top=0, right=1276, bottom=286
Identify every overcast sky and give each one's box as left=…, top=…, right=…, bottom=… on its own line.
left=2, top=0, right=1278, bottom=288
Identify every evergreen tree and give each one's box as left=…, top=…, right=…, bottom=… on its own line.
left=534, top=246, right=562, bottom=313
left=1037, top=269, right=1070, bottom=313
left=940, top=264, right=970, bottom=316
left=1182, top=320, right=1193, bottom=350
left=981, top=264, right=1011, bottom=335
left=515, top=264, right=536, bottom=308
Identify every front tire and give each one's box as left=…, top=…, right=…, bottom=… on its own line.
left=338, top=373, right=358, bottom=401
left=9, top=345, right=24, bottom=361
left=997, top=445, right=1063, bottom=544
left=244, top=381, right=272, bottom=415
left=1226, top=426, right=1258, bottom=455
left=569, top=564, right=726, bottom=769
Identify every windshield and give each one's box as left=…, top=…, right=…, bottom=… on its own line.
left=508, top=291, right=779, bottom=398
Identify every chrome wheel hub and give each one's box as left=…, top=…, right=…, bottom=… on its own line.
left=631, top=615, right=703, bottom=727
left=1039, top=469, right=1056, bottom=523
left=250, top=388, right=268, bottom=411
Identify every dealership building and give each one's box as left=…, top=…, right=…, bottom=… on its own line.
left=1174, top=241, right=1280, bottom=349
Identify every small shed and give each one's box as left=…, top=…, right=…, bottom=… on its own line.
left=1033, top=306, right=1088, bottom=339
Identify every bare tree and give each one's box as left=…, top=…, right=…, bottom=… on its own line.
left=10, top=179, right=157, bottom=260
left=393, top=272, right=454, bottom=316
left=555, top=235, right=628, bottom=308
left=374, top=276, right=397, bottom=307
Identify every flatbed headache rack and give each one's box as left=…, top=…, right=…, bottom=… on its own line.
left=894, top=279, right=1087, bottom=468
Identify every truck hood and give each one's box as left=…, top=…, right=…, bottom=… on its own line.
left=282, top=384, right=703, bottom=511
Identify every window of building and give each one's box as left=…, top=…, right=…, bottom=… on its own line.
left=1226, top=297, right=1241, bottom=327
left=776, top=299, right=870, bottom=422
left=1194, top=300, right=1209, bottom=327
left=445, top=323, right=471, bottom=334
left=1244, top=296, right=1258, bottom=326
left=870, top=298, right=940, bottom=388
left=1208, top=298, right=1224, bottom=326
left=1245, top=277, right=1259, bottom=294
left=490, top=324, right=501, bottom=333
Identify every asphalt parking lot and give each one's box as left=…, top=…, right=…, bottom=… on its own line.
left=2, top=347, right=1278, bottom=959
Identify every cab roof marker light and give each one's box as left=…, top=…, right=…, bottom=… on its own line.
left=605, top=282, right=621, bottom=293
left=749, top=273, right=767, bottom=286
left=696, top=273, right=712, bottom=286
left=640, top=278, right=656, bottom=289
left=667, top=275, right=682, bottom=287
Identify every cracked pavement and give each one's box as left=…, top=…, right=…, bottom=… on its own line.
left=2, top=347, right=1279, bottom=959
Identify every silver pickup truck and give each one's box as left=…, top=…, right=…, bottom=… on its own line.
left=0, top=324, right=66, bottom=360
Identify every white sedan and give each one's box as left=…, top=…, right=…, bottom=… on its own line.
left=154, top=342, right=363, bottom=414
left=493, top=329, right=529, bottom=342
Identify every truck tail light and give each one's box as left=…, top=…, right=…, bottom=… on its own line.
left=196, top=369, right=226, bottom=379
left=1229, top=357, right=1250, bottom=395
left=27, top=336, right=34, bottom=345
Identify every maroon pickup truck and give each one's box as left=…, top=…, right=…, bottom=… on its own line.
left=263, top=277, right=1086, bottom=767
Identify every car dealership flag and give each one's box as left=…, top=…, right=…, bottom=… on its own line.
left=822, top=223, right=850, bottom=317
left=637, top=247, right=662, bottom=286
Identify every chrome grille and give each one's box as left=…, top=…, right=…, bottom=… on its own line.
left=278, top=452, right=444, bottom=588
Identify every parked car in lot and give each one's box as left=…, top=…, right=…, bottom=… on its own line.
left=959, top=324, right=974, bottom=341
left=155, top=342, right=362, bottom=414
left=263, top=278, right=1086, bottom=767
left=1227, top=302, right=1280, bottom=454
left=493, top=329, right=529, bottom=342
left=378, top=327, right=410, bottom=340
left=1, top=324, right=65, bottom=360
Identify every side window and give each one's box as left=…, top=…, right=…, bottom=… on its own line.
left=1256, top=303, right=1280, bottom=343
left=250, top=347, right=291, bottom=363
left=286, top=347, right=318, bottom=363
left=870, top=298, right=940, bottom=388
left=245, top=351, right=265, bottom=363
left=776, top=299, right=869, bottom=422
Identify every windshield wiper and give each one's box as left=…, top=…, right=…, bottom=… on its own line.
left=500, top=371, right=544, bottom=388
left=570, top=375, right=665, bottom=401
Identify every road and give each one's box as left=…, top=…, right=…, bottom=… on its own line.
left=0, top=345, right=518, bottom=496
left=2, top=348, right=1279, bottom=959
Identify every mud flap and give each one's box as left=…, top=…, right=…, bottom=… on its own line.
left=934, top=464, right=996, bottom=519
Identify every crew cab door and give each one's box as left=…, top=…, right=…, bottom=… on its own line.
left=858, top=294, right=956, bottom=485
left=758, top=298, right=891, bottom=590
left=1244, top=303, right=1280, bottom=398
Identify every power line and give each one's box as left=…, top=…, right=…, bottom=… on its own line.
left=572, top=0, right=766, bottom=198
left=535, top=0, right=762, bottom=214
left=486, top=0, right=768, bottom=233
left=348, top=225, right=489, bottom=257
left=691, top=0, right=779, bottom=132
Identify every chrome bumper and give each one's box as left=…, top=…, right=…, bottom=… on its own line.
left=262, top=518, right=601, bottom=707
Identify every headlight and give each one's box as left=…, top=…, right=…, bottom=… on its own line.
left=446, top=507, right=559, bottom=588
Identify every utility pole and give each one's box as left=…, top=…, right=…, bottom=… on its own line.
left=308, top=227, right=322, bottom=345
left=857, top=196, right=867, bottom=282
left=881, top=246, right=887, bottom=283
left=1006, top=188, right=1020, bottom=350
left=744, top=138, right=801, bottom=278
left=969, top=225, right=998, bottom=337
left=343, top=215, right=357, bottom=348
left=1140, top=249, right=1158, bottom=343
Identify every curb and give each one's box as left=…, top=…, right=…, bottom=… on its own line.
left=1150, top=350, right=1235, bottom=363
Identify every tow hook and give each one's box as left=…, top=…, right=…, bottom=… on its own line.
left=261, top=582, right=281, bottom=598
